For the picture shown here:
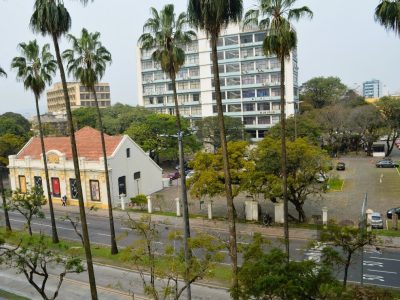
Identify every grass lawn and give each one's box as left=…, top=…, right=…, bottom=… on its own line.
left=327, top=177, right=344, bottom=191
left=0, top=227, right=232, bottom=286
left=0, top=289, right=29, bottom=300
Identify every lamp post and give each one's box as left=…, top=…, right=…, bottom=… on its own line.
left=0, top=165, right=11, bottom=231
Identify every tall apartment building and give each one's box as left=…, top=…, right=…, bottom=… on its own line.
left=47, top=82, right=111, bottom=113
left=363, top=79, right=382, bottom=99
left=136, top=24, right=299, bottom=140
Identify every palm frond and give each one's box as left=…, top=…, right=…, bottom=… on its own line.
left=375, top=0, right=400, bottom=35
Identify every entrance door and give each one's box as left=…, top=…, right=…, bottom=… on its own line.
left=51, top=177, right=61, bottom=197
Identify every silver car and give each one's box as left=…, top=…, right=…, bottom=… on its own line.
left=371, top=212, right=384, bottom=229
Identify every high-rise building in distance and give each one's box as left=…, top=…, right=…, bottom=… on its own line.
left=136, top=24, right=299, bottom=140
left=47, top=82, right=111, bottom=113
left=363, top=79, right=382, bottom=99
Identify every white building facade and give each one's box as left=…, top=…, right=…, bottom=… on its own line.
left=136, top=24, right=299, bottom=140
left=8, top=127, right=163, bottom=208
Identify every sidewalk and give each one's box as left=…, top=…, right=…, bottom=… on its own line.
left=43, top=202, right=400, bottom=248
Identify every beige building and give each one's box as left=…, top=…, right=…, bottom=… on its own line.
left=47, top=82, right=111, bottom=113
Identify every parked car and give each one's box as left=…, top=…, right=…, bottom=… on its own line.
left=336, top=162, right=346, bottom=171
left=387, top=207, right=400, bottom=219
left=371, top=212, right=384, bottom=229
left=376, top=160, right=398, bottom=168
left=316, top=173, right=328, bottom=183
left=186, top=170, right=195, bottom=180
left=168, top=171, right=180, bottom=180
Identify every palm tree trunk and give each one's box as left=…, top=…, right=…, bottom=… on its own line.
left=0, top=168, right=11, bottom=232
left=171, top=71, right=192, bottom=299
left=280, top=54, right=290, bottom=262
left=91, top=86, right=118, bottom=255
left=35, top=94, right=59, bottom=244
left=210, top=34, right=239, bottom=299
left=51, top=33, right=98, bottom=300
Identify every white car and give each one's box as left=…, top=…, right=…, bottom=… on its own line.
left=186, top=170, right=195, bottom=180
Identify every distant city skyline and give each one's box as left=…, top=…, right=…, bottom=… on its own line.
left=1, top=0, right=399, bottom=117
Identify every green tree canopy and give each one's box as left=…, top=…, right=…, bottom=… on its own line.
left=375, top=0, right=400, bottom=35
left=0, top=112, right=31, bottom=137
left=377, top=96, right=400, bottom=156
left=301, top=76, right=348, bottom=109
left=0, top=134, right=27, bottom=166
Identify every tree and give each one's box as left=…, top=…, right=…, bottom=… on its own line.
left=62, top=28, right=118, bottom=255
left=0, top=112, right=31, bottom=137
left=375, top=0, right=400, bottom=35
left=300, top=76, right=348, bottom=109
left=244, top=0, right=313, bottom=261
left=195, top=116, right=247, bottom=151
left=30, top=0, right=98, bottom=298
left=72, top=107, right=98, bottom=129
left=0, top=235, right=84, bottom=300
left=0, top=166, right=11, bottom=232
left=139, top=6, right=196, bottom=295
left=9, top=187, right=46, bottom=236
left=187, top=1, right=243, bottom=296
left=122, top=215, right=224, bottom=300
left=377, top=96, right=400, bottom=156
left=237, top=233, right=341, bottom=300
left=0, top=133, right=27, bottom=167
left=320, top=222, right=377, bottom=288
left=253, top=137, right=331, bottom=222
left=11, top=40, right=59, bottom=244
left=0, top=67, right=6, bottom=77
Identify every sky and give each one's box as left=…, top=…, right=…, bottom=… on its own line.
left=0, top=0, right=399, bottom=117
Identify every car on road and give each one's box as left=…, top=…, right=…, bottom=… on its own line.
left=371, top=212, right=384, bottom=229
left=186, top=170, right=195, bottom=180
left=336, top=162, right=346, bottom=171
left=316, top=172, right=328, bottom=183
left=375, top=160, right=398, bottom=168
left=168, top=171, right=180, bottom=180
left=386, top=207, right=400, bottom=219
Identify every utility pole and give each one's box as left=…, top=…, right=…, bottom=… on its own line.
left=360, top=192, right=368, bottom=286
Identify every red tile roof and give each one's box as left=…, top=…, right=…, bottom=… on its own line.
left=17, top=127, right=123, bottom=161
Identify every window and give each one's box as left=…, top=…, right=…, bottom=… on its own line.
left=255, top=32, right=266, bottom=42
left=256, top=60, right=267, bottom=70
left=243, top=103, right=255, bottom=111
left=271, top=73, right=281, bottom=84
left=225, top=35, right=238, bottom=46
left=226, top=63, right=240, bottom=73
left=256, top=74, right=268, bottom=84
left=258, top=130, right=267, bottom=138
left=191, top=106, right=201, bottom=115
left=246, top=130, right=257, bottom=138
left=190, top=80, right=200, bottom=89
left=187, top=42, right=198, bottom=52
left=155, top=84, right=165, bottom=94
left=51, top=177, right=61, bottom=197
left=243, top=89, right=256, bottom=99
left=144, top=85, right=154, bottom=95
left=272, top=102, right=281, bottom=110
left=254, top=47, right=263, bottom=57
left=227, top=90, right=241, bottom=99
left=213, top=105, right=227, bottom=113
left=154, top=72, right=164, bottom=80
left=228, top=104, right=241, bottom=112
left=271, top=88, right=281, bottom=97
left=240, top=34, right=253, bottom=44
left=34, top=176, right=42, bottom=190
left=177, top=81, right=189, bottom=91
left=189, top=67, right=199, bottom=77
left=192, top=93, right=200, bottom=102
left=225, top=50, right=239, bottom=59
left=257, top=89, right=269, bottom=97
left=178, top=94, right=190, bottom=103
left=270, top=59, right=281, bottom=69
left=134, top=172, right=141, bottom=180
left=186, top=54, right=199, bottom=64
left=90, top=180, right=100, bottom=201
left=157, top=96, right=164, bottom=104
left=177, top=69, right=188, bottom=79
left=141, top=60, right=153, bottom=70
left=142, top=74, right=153, bottom=82
left=226, top=77, right=240, bottom=86
left=243, top=116, right=256, bottom=125
left=210, top=64, right=225, bottom=74
left=212, top=78, right=225, bottom=87
left=19, top=175, right=27, bottom=193
left=217, top=37, right=224, bottom=47
left=242, top=75, right=255, bottom=85
left=241, top=48, right=253, bottom=58
left=126, top=148, right=131, bottom=158
left=69, top=178, right=78, bottom=199
left=241, top=61, right=254, bottom=72
left=212, top=91, right=226, bottom=100
left=258, top=102, right=270, bottom=111
left=258, top=116, right=271, bottom=124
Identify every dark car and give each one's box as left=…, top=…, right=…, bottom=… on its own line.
left=387, top=207, right=400, bottom=219
left=168, top=171, right=180, bottom=180
left=336, top=162, right=346, bottom=171
left=376, top=160, right=398, bottom=168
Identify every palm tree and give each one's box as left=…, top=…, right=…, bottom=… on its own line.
left=62, top=28, right=118, bottom=255
left=138, top=5, right=196, bottom=297
left=0, top=67, right=6, bottom=77
left=30, top=1, right=98, bottom=298
left=11, top=40, right=59, bottom=243
left=187, top=1, right=243, bottom=298
left=375, top=0, right=400, bottom=34
left=244, top=0, right=312, bottom=260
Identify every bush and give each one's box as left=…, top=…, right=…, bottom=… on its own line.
left=130, top=194, right=147, bottom=210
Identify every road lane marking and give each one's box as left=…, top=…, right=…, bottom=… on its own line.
left=10, top=218, right=75, bottom=231
left=370, top=257, right=400, bottom=262
left=363, top=261, right=383, bottom=267
left=367, top=269, right=396, bottom=274
left=96, top=233, right=111, bottom=237
left=363, top=274, right=385, bottom=282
